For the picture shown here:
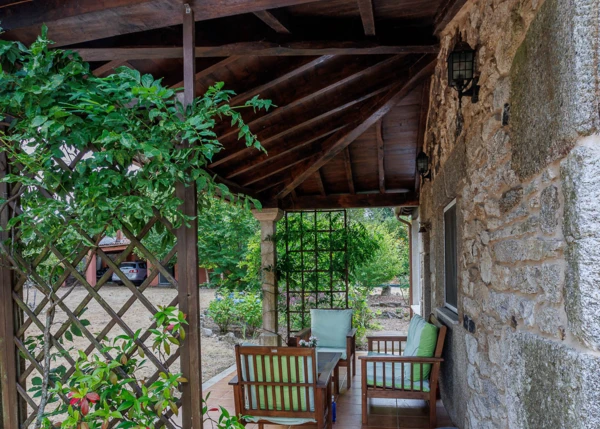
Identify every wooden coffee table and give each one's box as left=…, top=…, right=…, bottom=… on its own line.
left=318, top=351, right=342, bottom=394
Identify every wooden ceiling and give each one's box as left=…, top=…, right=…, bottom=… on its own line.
left=1, top=0, right=466, bottom=210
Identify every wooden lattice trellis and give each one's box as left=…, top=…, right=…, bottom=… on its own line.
left=0, top=7, right=203, bottom=428
left=281, top=209, right=349, bottom=338
left=0, top=150, right=202, bottom=428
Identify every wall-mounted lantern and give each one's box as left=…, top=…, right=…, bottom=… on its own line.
left=416, top=151, right=431, bottom=181
left=447, top=40, right=479, bottom=103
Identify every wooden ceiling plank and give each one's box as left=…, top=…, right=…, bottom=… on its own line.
left=315, top=170, right=327, bottom=196
left=342, top=147, right=356, bottom=194
left=218, top=55, right=401, bottom=142
left=92, top=60, right=133, bottom=77
left=283, top=192, right=419, bottom=210
left=72, top=42, right=440, bottom=61
left=376, top=118, right=385, bottom=193
left=357, top=0, right=376, bottom=36
left=253, top=10, right=291, bottom=34
left=271, top=54, right=437, bottom=200
left=434, top=0, right=468, bottom=35
left=170, top=56, right=241, bottom=89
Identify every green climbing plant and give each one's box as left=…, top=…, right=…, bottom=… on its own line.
left=0, top=25, right=272, bottom=252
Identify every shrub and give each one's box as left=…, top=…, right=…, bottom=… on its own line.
left=349, top=285, right=381, bottom=346
left=208, top=293, right=237, bottom=333
left=233, top=292, right=262, bottom=338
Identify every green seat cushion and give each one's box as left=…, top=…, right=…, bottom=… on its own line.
left=240, top=352, right=315, bottom=413
left=365, top=353, right=430, bottom=392
left=311, top=309, right=353, bottom=349
left=403, top=315, right=439, bottom=381
left=246, top=416, right=317, bottom=425
left=316, top=346, right=347, bottom=360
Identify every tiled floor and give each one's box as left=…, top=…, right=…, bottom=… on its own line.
left=201, top=353, right=454, bottom=429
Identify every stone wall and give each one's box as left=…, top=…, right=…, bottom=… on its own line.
left=418, top=0, right=600, bottom=427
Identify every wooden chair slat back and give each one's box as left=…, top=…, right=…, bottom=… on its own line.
left=234, top=345, right=317, bottom=414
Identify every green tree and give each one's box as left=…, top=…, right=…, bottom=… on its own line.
left=196, top=198, right=258, bottom=289
left=351, top=223, right=403, bottom=287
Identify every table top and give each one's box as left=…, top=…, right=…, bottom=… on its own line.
left=317, top=351, right=341, bottom=375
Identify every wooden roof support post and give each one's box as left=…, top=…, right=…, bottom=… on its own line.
left=251, top=208, right=284, bottom=346
left=176, top=5, right=203, bottom=429
left=0, top=149, right=21, bottom=428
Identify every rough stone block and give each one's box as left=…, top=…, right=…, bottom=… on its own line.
left=510, top=0, right=600, bottom=179
left=504, top=332, right=600, bottom=428
left=562, top=136, right=600, bottom=350
left=540, top=185, right=560, bottom=234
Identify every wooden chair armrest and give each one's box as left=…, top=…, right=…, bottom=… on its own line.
left=228, top=375, right=239, bottom=385
left=317, top=360, right=335, bottom=387
left=288, top=327, right=312, bottom=346
left=359, top=355, right=443, bottom=363
left=347, top=328, right=357, bottom=338
left=367, top=335, right=407, bottom=342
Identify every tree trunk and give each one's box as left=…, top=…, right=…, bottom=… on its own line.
left=380, top=285, right=392, bottom=296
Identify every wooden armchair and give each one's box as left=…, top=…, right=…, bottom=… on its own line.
left=229, top=345, right=334, bottom=429
left=359, top=314, right=447, bottom=429
left=288, top=309, right=356, bottom=390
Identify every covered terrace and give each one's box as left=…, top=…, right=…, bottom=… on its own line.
left=0, top=0, right=466, bottom=428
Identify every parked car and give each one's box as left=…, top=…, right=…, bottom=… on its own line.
left=112, top=261, right=147, bottom=286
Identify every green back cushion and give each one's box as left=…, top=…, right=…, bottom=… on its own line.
left=310, top=309, right=352, bottom=349
left=403, top=315, right=439, bottom=381
left=240, top=352, right=315, bottom=412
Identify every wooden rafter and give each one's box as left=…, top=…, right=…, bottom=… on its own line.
left=376, top=119, right=385, bottom=193
left=225, top=125, right=345, bottom=180
left=270, top=54, right=437, bottom=200
left=227, top=55, right=333, bottom=106
left=253, top=10, right=291, bottom=34
left=71, top=42, right=439, bottom=61
left=170, top=56, right=241, bottom=89
left=283, top=192, right=419, bottom=210
left=434, top=0, right=469, bottom=35
left=217, top=55, right=400, bottom=143
left=357, top=0, right=376, bottom=36
left=342, top=147, right=356, bottom=194
left=210, top=80, right=394, bottom=168
left=315, top=170, right=327, bottom=196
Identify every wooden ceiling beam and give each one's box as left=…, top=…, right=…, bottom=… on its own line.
left=357, top=0, right=376, bottom=36
left=282, top=192, right=419, bottom=210
left=315, top=170, right=327, bottom=196
left=270, top=54, right=437, bottom=200
left=170, top=56, right=241, bottom=89
left=434, top=0, right=469, bottom=35
left=71, top=42, right=439, bottom=61
left=253, top=10, right=291, bottom=34
left=2, top=0, right=322, bottom=46
left=376, top=119, right=385, bottom=193
left=342, top=147, right=356, bottom=194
